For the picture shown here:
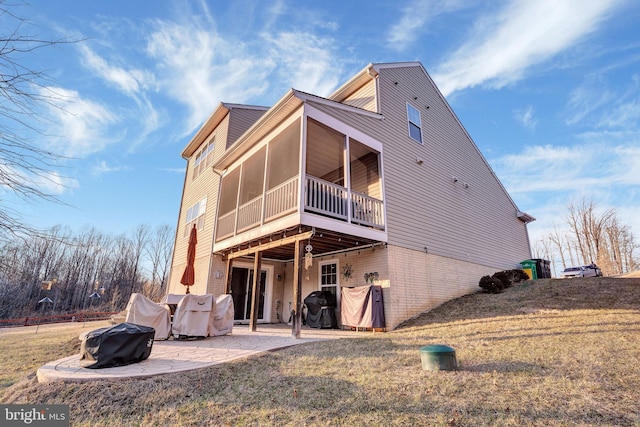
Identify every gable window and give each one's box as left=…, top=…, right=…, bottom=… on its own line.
left=192, top=138, right=215, bottom=180
left=406, top=103, right=423, bottom=144
left=319, top=260, right=339, bottom=304
left=184, top=197, right=207, bottom=237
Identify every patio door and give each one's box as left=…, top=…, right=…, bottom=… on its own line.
left=230, top=267, right=268, bottom=322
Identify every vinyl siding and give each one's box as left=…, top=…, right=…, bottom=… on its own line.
left=169, top=107, right=265, bottom=295
left=341, top=80, right=377, bottom=112
left=227, top=108, right=268, bottom=148
left=376, top=66, right=530, bottom=268
left=306, top=65, right=531, bottom=270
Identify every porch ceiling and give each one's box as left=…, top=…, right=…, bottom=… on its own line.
left=217, top=226, right=384, bottom=262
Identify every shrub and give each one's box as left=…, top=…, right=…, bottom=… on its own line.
left=479, top=269, right=530, bottom=294
left=479, top=275, right=504, bottom=293
left=492, top=271, right=512, bottom=289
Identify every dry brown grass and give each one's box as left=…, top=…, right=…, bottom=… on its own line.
left=2, top=278, right=639, bottom=426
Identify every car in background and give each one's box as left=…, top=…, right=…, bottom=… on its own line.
left=583, top=263, right=603, bottom=277
left=561, top=264, right=602, bottom=278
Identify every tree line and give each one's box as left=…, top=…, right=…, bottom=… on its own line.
left=533, top=199, right=638, bottom=277
left=0, top=224, right=174, bottom=319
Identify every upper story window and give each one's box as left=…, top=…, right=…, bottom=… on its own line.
left=184, top=197, right=207, bottom=237
left=406, top=103, right=423, bottom=144
left=192, top=138, right=215, bottom=180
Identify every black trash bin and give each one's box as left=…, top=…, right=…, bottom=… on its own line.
left=80, top=322, right=155, bottom=369
left=304, top=291, right=337, bottom=329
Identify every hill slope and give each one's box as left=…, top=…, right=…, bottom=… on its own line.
left=2, top=277, right=639, bottom=426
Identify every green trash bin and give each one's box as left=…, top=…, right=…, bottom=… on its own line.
left=420, top=344, right=457, bottom=371
left=520, top=259, right=537, bottom=280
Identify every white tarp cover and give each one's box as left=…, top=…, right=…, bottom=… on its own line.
left=125, top=293, right=172, bottom=340
left=212, top=294, right=234, bottom=336
left=340, top=285, right=386, bottom=329
left=172, top=294, right=216, bottom=338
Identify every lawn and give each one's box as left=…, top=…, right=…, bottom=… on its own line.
left=1, top=277, right=639, bottom=426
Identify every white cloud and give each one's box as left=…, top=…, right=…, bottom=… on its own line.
left=264, top=31, right=342, bottom=97
left=514, top=105, right=537, bottom=130
left=598, top=99, right=640, bottom=129
left=41, top=86, right=120, bottom=158
left=0, top=164, right=78, bottom=197
left=432, top=0, right=621, bottom=96
left=31, top=170, right=79, bottom=195
left=496, top=139, right=640, bottom=197
left=143, top=9, right=342, bottom=136
left=564, top=77, right=615, bottom=126
left=91, top=160, right=127, bottom=177
left=387, top=0, right=468, bottom=49
left=79, top=45, right=156, bottom=96
left=145, top=18, right=273, bottom=135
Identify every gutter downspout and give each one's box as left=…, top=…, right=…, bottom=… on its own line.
left=367, top=65, right=380, bottom=113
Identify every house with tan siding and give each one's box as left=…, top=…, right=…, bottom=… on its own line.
left=167, top=62, right=534, bottom=334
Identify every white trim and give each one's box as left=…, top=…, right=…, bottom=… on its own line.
left=318, top=258, right=340, bottom=307
left=295, top=90, right=384, bottom=120
left=300, top=212, right=387, bottom=241
left=406, top=102, right=423, bottom=144
left=304, top=104, right=384, bottom=153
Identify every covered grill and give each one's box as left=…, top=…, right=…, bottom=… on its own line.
left=303, top=290, right=337, bottom=329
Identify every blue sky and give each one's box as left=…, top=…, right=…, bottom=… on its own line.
left=5, top=0, right=640, bottom=253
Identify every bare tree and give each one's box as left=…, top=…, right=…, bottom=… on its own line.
left=564, top=199, right=638, bottom=276
left=547, top=224, right=568, bottom=270
left=0, top=223, right=174, bottom=319
left=0, top=0, right=75, bottom=242
left=145, top=224, right=174, bottom=298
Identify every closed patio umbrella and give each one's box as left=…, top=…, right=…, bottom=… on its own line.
left=181, top=224, right=197, bottom=294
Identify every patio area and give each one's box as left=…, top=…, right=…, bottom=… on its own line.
left=37, top=324, right=358, bottom=383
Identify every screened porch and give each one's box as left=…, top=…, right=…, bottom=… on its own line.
left=215, top=116, right=385, bottom=243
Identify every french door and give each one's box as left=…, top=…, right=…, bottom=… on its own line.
left=230, top=267, right=267, bottom=322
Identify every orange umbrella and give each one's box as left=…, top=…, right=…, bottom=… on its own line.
left=180, top=224, right=197, bottom=294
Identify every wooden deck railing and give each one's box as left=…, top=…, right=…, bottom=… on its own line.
left=351, top=191, right=385, bottom=229
left=215, top=174, right=384, bottom=241
left=237, top=196, right=263, bottom=232
left=265, top=176, right=299, bottom=221
left=304, top=176, right=348, bottom=220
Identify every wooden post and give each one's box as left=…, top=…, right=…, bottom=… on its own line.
left=249, top=251, right=262, bottom=332
left=292, top=239, right=304, bottom=338
left=224, top=258, right=234, bottom=294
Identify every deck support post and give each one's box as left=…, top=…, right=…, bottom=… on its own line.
left=249, top=251, right=262, bottom=332
left=292, top=240, right=304, bottom=339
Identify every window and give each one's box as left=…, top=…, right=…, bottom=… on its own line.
left=184, top=197, right=207, bottom=237
left=319, top=261, right=339, bottom=303
left=192, top=138, right=215, bottom=180
left=406, top=103, right=423, bottom=144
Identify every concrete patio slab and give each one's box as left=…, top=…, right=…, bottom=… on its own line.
left=36, top=324, right=358, bottom=383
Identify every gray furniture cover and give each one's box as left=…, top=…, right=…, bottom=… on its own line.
left=340, top=285, right=386, bottom=329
